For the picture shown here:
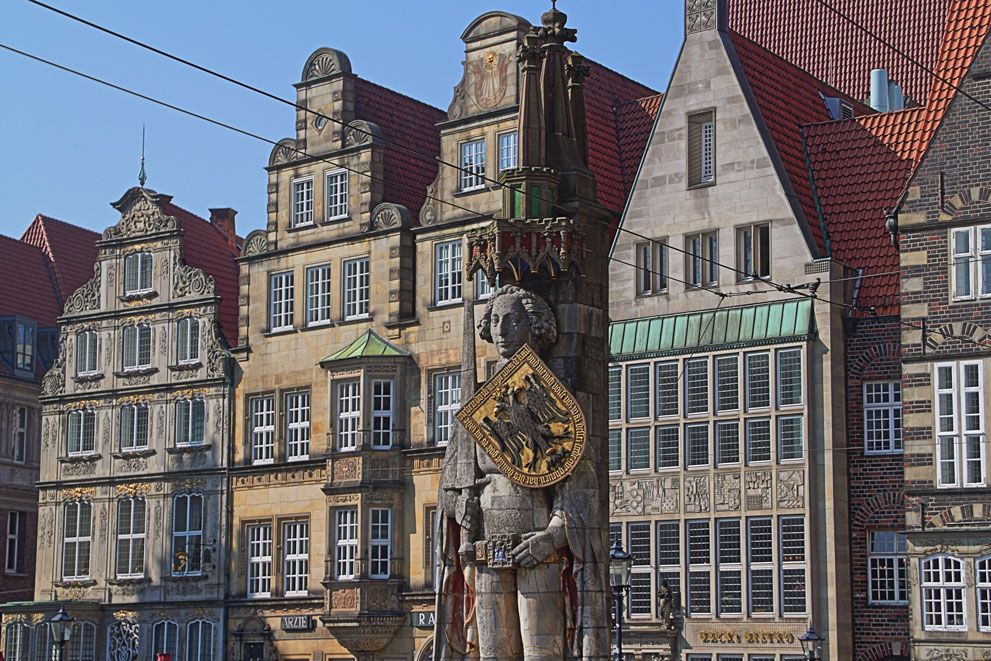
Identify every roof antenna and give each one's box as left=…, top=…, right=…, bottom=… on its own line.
left=138, top=123, right=147, bottom=188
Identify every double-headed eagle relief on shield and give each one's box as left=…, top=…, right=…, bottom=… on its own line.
left=456, top=343, right=586, bottom=488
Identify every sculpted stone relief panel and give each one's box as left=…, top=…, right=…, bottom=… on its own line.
left=745, top=470, right=772, bottom=511
left=776, top=469, right=804, bottom=509
left=684, top=474, right=710, bottom=513
left=713, top=472, right=741, bottom=511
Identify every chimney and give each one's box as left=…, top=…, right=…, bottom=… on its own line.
left=208, top=207, right=237, bottom=240
left=888, top=80, right=904, bottom=111
left=870, top=69, right=890, bottom=112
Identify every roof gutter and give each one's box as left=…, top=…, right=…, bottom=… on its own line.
left=800, top=125, right=832, bottom=256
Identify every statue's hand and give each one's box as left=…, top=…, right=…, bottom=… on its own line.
left=511, top=517, right=567, bottom=568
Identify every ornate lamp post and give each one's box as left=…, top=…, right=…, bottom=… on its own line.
left=799, top=622, right=825, bottom=660
left=609, top=538, right=633, bottom=661
left=49, top=605, right=74, bottom=661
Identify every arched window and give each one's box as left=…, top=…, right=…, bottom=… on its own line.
left=123, top=252, right=153, bottom=294
left=66, top=621, right=96, bottom=661
left=4, top=622, right=30, bottom=661
left=978, top=556, right=991, bottom=631
left=76, top=330, right=98, bottom=375
left=186, top=620, right=214, bottom=661
left=152, top=621, right=179, bottom=660
left=177, top=318, right=200, bottom=364
left=921, top=555, right=966, bottom=631
left=122, top=324, right=152, bottom=371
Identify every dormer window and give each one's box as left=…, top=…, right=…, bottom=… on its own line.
left=124, top=252, right=153, bottom=295
left=14, top=321, right=33, bottom=370
left=460, top=139, right=486, bottom=191
left=292, top=176, right=315, bottom=228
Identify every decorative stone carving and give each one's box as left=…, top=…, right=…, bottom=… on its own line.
left=369, top=202, right=411, bottom=231
left=368, top=584, right=392, bottom=611
left=301, top=47, right=352, bottom=82
left=686, top=0, right=717, bottom=34
left=63, top=461, right=98, bottom=477
left=115, top=483, right=151, bottom=498
left=269, top=138, right=302, bottom=167
left=610, top=477, right=679, bottom=516
left=684, top=474, right=710, bottom=513
left=420, top=176, right=440, bottom=225
left=776, top=469, right=805, bottom=509
left=923, top=649, right=969, bottom=661
left=173, top=253, right=216, bottom=297
left=745, top=470, right=772, bottom=510
left=39, top=509, right=54, bottom=548
left=334, top=457, right=360, bottom=481
left=332, top=588, right=359, bottom=610
left=63, top=487, right=96, bottom=501
left=107, top=618, right=141, bottom=661
left=241, top=230, right=268, bottom=257
left=714, top=472, right=741, bottom=511
left=447, top=49, right=513, bottom=119
left=207, top=323, right=227, bottom=378
left=344, top=119, right=383, bottom=147
left=105, top=187, right=179, bottom=240
left=42, top=342, right=66, bottom=396
left=64, top=263, right=101, bottom=315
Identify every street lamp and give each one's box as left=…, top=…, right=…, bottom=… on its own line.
left=49, top=605, right=74, bottom=661
left=799, top=622, right=825, bottom=660
left=609, top=538, right=633, bottom=661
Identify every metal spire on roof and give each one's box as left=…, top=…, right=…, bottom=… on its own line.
left=138, top=123, right=147, bottom=188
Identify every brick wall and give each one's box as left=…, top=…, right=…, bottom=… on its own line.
left=0, top=508, right=36, bottom=603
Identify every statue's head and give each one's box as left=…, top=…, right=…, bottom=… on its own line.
left=478, top=285, right=557, bottom=360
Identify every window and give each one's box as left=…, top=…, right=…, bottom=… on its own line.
left=65, top=622, right=96, bottom=661
left=717, top=519, right=742, bottom=615
left=425, top=506, right=438, bottom=589
left=865, top=382, right=903, bottom=454
left=868, top=531, right=907, bottom=605
left=152, top=621, right=179, bottom=661
left=435, top=240, right=463, bottom=305
left=656, top=425, right=680, bottom=469
left=498, top=132, right=517, bottom=171
left=372, top=380, right=393, bottom=449
left=76, top=330, right=98, bottom=375
left=608, top=367, right=622, bottom=421
left=67, top=409, right=95, bottom=456
left=686, top=358, right=708, bottom=414
left=62, top=501, right=91, bottom=579
left=177, top=318, right=200, bottom=363
left=608, top=429, right=622, bottom=472
left=657, top=521, right=681, bottom=611
left=343, top=257, right=370, bottom=320
left=716, top=420, right=740, bottom=465
left=286, top=391, right=310, bottom=460
left=335, top=382, right=360, bottom=452
left=776, top=349, right=803, bottom=406
left=688, top=109, right=716, bottom=186
left=745, top=352, right=770, bottom=409
left=120, top=403, right=149, bottom=451
left=460, top=139, right=485, bottom=191
left=187, top=620, right=213, bottom=661
left=172, top=494, right=203, bottom=576
left=746, top=418, right=771, bottom=463
left=5, top=623, right=30, bottom=661
left=115, top=498, right=145, bottom=578
left=686, top=232, right=718, bottom=287
left=628, top=521, right=651, bottom=617
left=780, top=516, right=806, bottom=613
left=175, top=398, right=205, bottom=446
left=687, top=520, right=711, bottom=615
left=777, top=415, right=804, bottom=461
left=748, top=517, right=773, bottom=614
left=123, top=252, right=152, bottom=294
left=476, top=273, right=498, bottom=300
left=686, top=423, right=709, bottom=467
left=284, top=521, right=309, bottom=596
left=738, top=224, right=770, bottom=279
left=715, top=355, right=739, bottom=412
left=269, top=271, right=295, bottom=331
left=12, top=407, right=27, bottom=464
left=122, top=324, right=151, bottom=371
left=13, top=322, right=33, bottom=371
left=935, top=361, right=986, bottom=487
left=250, top=396, right=275, bottom=465
left=627, top=364, right=650, bottom=419
left=370, top=508, right=391, bottom=579
left=434, top=372, right=461, bottom=446
left=657, top=361, right=679, bottom=417
left=247, top=523, right=272, bottom=597
left=5, top=512, right=23, bottom=574
left=627, top=427, right=650, bottom=471
left=326, top=170, right=348, bottom=220
left=921, top=555, right=965, bottom=631
left=292, top=176, right=314, bottom=227
left=335, top=508, right=358, bottom=579
left=306, top=265, right=332, bottom=326
left=951, top=225, right=991, bottom=300
left=978, top=557, right=991, bottom=630
left=636, top=240, right=668, bottom=295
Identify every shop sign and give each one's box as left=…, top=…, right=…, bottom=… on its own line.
left=411, top=610, right=435, bottom=628
left=698, top=629, right=795, bottom=644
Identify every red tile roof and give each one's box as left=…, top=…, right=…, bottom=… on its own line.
left=728, top=0, right=952, bottom=106
left=0, top=235, right=62, bottom=328
left=19, top=214, right=100, bottom=306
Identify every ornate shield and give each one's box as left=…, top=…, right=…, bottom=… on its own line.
left=456, top=344, right=586, bottom=488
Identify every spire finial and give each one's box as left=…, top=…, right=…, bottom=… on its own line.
left=138, top=124, right=147, bottom=188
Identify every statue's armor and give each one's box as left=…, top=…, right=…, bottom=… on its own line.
left=477, top=445, right=553, bottom=538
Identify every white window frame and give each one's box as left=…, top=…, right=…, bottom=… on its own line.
left=115, top=497, right=145, bottom=579
left=250, top=396, right=275, bottom=465
left=978, top=556, right=991, bottom=631
left=715, top=354, right=740, bottom=412
left=864, top=381, right=903, bottom=454
left=283, top=520, right=309, bottom=596
left=76, top=330, right=98, bottom=375
left=335, top=508, right=358, bottom=579
left=748, top=517, right=774, bottom=616
left=435, top=240, right=464, bottom=305
left=935, top=361, right=986, bottom=487
left=269, top=271, right=295, bottom=331
left=370, top=508, right=391, bottom=579
left=120, top=403, right=149, bottom=452
left=951, top=225, right=991, bottom=300
left=247, top=523, right=272, bottom=598
left=14, top=321, right=32, bottom=371
left=5, top=622, right=30, bottom=661
left=686, top=231, right=718, bottom=288
left=371, top=379, right=393, bottom=449
left=716, top=518, right=742, bottom=615
left=12, top=407, right=27, bottom=464
left=868, top=531, right=907, bottom=605
left=460, top=138, right=486, bottom=191
left=343, top=257, right=370, bottom=320
left=325, top=169, right=349, bottom=220
left=171, top=493, right=203, bottom=576
left=498, top=131, right=517, bottom=172
left=286, top=391, right=310, bottom=461
left=921, top=554, right=966, bottom=631
left=337, top=382, right=360, bottom=452
left=627, top=363, right=651, bottom=420
left=123, top=252, right=153, bottom=295
left=152, top=621, right=179, bottom=661
left=121, top=323, right=151, bottom=371
left=433, top=372, right=461, bottom=446
left=657, top=361, right=679, bottom=417
left=175, top=398, right=205, bottom=447
left=67, top=409, right=96, bottom=456
left=306, top=264, right=332, bottom=327
left=745, top=351, right=771, bottom=410
left=176, top=317, right=200, bottom=364
left=4, top=511, right=21, bottom=574
left=777, top=414, right=804, bottom=462
left=685, top=357, right=709, bottom=415
left=779, top=516, right=807, bottom=615
left=291, top=176, right=315, bottom=228
left=627, top=521, right=652, bottom=618
left=62, top=501, right=91, bottom=580
left=776, top=348, right=803, bottom=407
left=636, top=240, right=668, bottom=295
left=186, top=620, right=213, bottom=661
left=686, top=519, right=711, bottom=616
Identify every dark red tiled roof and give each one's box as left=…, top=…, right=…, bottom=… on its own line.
left=19, top=214, right=100, bottom=306
left=0, top=235, right=62, bottom=328
left=729, top=0, right=952, bottom=106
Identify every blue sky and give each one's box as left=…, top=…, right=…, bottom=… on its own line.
left=0, top=1, right=682, bottom=238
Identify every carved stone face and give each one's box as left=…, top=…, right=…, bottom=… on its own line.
left=489, top=294, right=532, bottom=360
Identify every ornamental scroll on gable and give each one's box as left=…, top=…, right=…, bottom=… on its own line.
left=173, top=252, right=215, bottom=298
left=104, top=187, right=179, bottom=240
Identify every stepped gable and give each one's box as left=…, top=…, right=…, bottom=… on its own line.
left=19, top=214, right=99, bottom=305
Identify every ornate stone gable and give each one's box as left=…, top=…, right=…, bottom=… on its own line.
left=63, top=262, right=101, bottom=315
left=104, top=187, right=179, bottom=240
left=173, top=251, right=216, bottom=298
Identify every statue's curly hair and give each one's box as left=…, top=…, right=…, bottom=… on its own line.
left=477, top=285, right=558, bottom=349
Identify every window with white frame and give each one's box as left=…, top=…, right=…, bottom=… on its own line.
left=686, top=231, right=718, bottom=287
left=628, top=521, right=651, bottom=617
left=687, top=519, right=711, bottom=615
left=176, top=317, right=199, bottom=364
left=122, top=323, right=151, bottom=371
left=951, top=225, right=991, bottom=300
left=172, top=493, right=203, bottom=576
left=12, top=407, right=27, bottom=464
left=284, top=521, right=309, bottom=596
left=776, top=348, right=803, bottom=406
left=435, top=240, right=463, bottom=305
left=67, top=409, right=95, bottom=456
left=434, top=372, right=461, bottom=446
left=868, top=531, right=907, bottom=605
left=636, top=240, right=668, bottom=295
left=292, top=176, right=314, bottom=227
left=5, top=622, right=30, bottom=661
left=978, top=556, right=991, bottom=630
left=123, top=252, right=153, bottom=294
left=186, top=620, right=213, bottom=661
left=247, top=523, right=272, bottom=597
left=250, top=396, right=275, bottom=465
left=337, top=382, right=360, bottom=452
left=14, top=321, right=32, bottom=371
left=935, top=361, right=986, bottom=487
left=922, top=555, right=966, bottom=631
left=76, top=330, right=98, bottom=375
left=777, top=415, right=804, bottom=461
left=746, top=418, right=771, bottom=463
left=269, top=271, right=295, bottom=331
left=657, top=361, right=679, bottom=417
left=748, top=517, right=773, bottom=614
left=627, top=427, right=650, bottom=471
left=657, top=521, right=681, bottom=611
left=343, top=257, right=370, bottom=319
left=608, top=429, right=622, bottom=472
left=371, top=380, right=393, bottom=449
left=738, top=224, right=770, bottom=279
left=685, top=358, right=709, bottom=414
left=370, top=508, right=391, bottom=579
left=717, top=519, right=742, bottom=615
left=115, top=498, right=145, bottom=578
left=716, top=420, right=740, bottom=465
left=335, top=508, right=358, bottom=579
left=175, top=398, right=205, bottom=446
left=745, top=352, right=771, bottom=409
left=627, top=364, right=650, bottom=419
left=152, top=621, right=178, bottom=661
left=686, top=423, right=709, bottom=468
left=608, top=367, right=622, bottom=421
left=779, top=516, right=806, bottom=614
left=5, top=512, right=22, bottom=574
left=460, top=139, right=486, bottom=191
left=306, top=265, right=332, bottom=326
left=120, top=403, right=149, bottom=451
left=656, top=425, right=679, bottom=469
left=864, top=381, right=903, bottom=454
left=715, top=355, right=739, bottom=412
left=498, top=132, right=517, bottom=171
left=62, top=501, right=91, bottom=579
left=286, top=391, right=310, bottom=460
left=476, top=273, right=498, bottom=300
left=326, top=170, right=348, bottom=220
left=689, top=110, right=716, bottom=186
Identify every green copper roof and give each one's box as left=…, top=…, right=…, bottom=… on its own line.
left=319, top=329, right=410, bottom=364
left=609, top=299, right=814, bottom=361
